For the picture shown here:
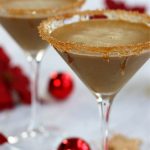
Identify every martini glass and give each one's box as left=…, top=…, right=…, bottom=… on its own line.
left=39, top=10, right=150, bottom=149
left=0, top=0, right=85, bottom=146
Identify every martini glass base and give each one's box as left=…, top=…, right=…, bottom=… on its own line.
left=7, top=127, right=63, bottom=150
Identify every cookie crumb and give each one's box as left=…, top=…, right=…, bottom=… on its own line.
left=108, top=134, right=141, bottom=150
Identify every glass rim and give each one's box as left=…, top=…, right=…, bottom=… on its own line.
left=0, top=0, right=85, bottom=18
left=38, top=9, right=150, bottom=57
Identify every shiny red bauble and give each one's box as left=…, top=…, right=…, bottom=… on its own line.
left=58, top=138, right=91, bottom=150
left=48, top=72, right=74, bottom=100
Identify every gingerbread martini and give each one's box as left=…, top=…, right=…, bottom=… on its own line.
left=0, top=0, right=85, bottom=147
left=0, top=0, right=84, bottom=53
left=39, top=10, right=150, bottom=149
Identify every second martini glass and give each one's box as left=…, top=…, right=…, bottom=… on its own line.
left=39, top=10, right=150, bottom=149
left=0, top=0, right=85, bottom=146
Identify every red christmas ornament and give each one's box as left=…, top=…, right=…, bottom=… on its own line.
left=48, top=72, right=74, bottom=100
left=58, top=138, right=91, bottom=150
left=0, top=133, right=7, bottom=145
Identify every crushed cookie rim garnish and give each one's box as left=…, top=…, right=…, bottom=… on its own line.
left=38, top=10, right=150, bottom=57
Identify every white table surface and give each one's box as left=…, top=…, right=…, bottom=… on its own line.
left=0, top=0, right=150, bottom=149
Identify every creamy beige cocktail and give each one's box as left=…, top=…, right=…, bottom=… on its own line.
left=0, top=0, right=84, bottom=53
left=52, top=19, right=150, bottom=94
left=39, top=13, right=150, bottom=94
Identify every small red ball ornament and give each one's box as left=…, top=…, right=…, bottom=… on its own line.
left=58, top=138, right=91, bottom=150
left=48, top=72, right=74, bottom=100
left=0, top=133, right=7, bottom=145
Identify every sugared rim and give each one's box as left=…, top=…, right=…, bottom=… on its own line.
left=0, top=0, right=85, bottom=18
left=38, top=10, right=150, bottom=56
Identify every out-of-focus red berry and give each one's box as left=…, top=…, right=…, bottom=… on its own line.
left=0, top=133, right=7, bottom=145
left=105, top=0, right=146, bottom=13
left=0, top=47, right=10, bottom=65
left=0, top=47, right=10, bottom=72
left=20, top=90, right=31, bottom=105
left=0, top=47, right=31, bottom=111
left=0, top=80, right=14, bottom=111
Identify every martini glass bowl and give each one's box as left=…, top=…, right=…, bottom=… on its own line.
left=39, top=10, right=150, bottom=149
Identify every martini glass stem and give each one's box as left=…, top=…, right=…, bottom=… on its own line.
left=28, top=58, right=39, bottom=131
left=27, top=51, right=44, bottom=131
left=96, top=94, right=114, bottom=150
left=7, top=52, right=45, bottom=144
